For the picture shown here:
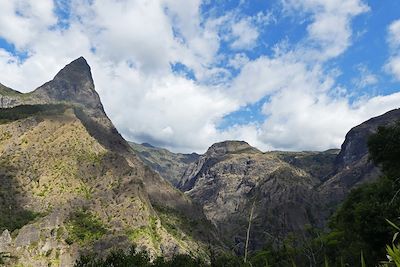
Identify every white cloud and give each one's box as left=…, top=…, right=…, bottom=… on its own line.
left=352, top=64, right=378, bottom=88
left=386, top=19, right=400, bottom=80
left=230, top=19, right=259, bottom=50
left=229, top=54, right=399, bottom=151
left=388, top=19, right=400, bottom=49
left=0, top=1, right=57, bottom=49
left=228, top=53, right=249, bottom=69
left=386, top=57, right=400, bottom=81
left=94, top=60, right=238, bottom=152
left=282, top=0, right=369, bottom=61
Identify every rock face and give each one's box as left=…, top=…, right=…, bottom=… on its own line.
left=0, top=83, right=27, bottom=108
left=32, top=57, right=103, bottom=112
left=0, top=58, right=217, bottom=266
left=178, top=142, right=336, bottom=251
left=319, top=109, right=400, bottom=203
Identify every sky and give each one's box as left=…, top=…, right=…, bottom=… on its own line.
left=0, top=0, right=400, bottom=153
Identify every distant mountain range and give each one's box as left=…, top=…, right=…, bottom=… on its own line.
left=0, top=57, right=399, bottom=266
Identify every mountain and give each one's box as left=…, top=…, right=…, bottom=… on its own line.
left=129, top=142, right=199, bottom=186
left=177, top=141, right=337, bottom=251
left=0, top=58, right=218, bottom=266
left=319, top=108, right=400, bottom=203
left=133, top=109, right=400, bottom=253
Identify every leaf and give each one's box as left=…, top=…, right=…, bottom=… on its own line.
left=361, top=251, right=366, bottom=267
left=393, top=232, right=399, bottom=244
left=386, top=219, right=400, bottom=231
left=324, top=256, right=330, bottom=267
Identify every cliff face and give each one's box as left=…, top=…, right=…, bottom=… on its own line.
left=0, top=58, right=217, bottom=266
left=178, top=141, right=336, bottom=251
left=319, top=109, right=400, bottom=203
left=32, top=57, right=102, bottom=111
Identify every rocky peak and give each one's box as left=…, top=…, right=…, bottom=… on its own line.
left=32, top=57, right=103, bottom=111
left=205, top=140, right=260, bottom=157
left=335, top=108, right=400, bottom=169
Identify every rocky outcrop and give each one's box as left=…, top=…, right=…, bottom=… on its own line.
left=335, top=109, right=400, bottom=169
left=0, top=83, right=28, bottom=108
left=32, top=57, right=102, bottom=111
left=319, top=109, right=400, bottom=203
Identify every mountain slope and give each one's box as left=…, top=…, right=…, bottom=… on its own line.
left=129, top=142, right=199, bottom=186
left=0, top=58, right=217, bottom=266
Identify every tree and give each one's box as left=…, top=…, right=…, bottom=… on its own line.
left=322, top=120, right=400, bottom=265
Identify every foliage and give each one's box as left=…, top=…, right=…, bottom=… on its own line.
left=368, top=121, right=400, bottom=179
left=0, top=104, right=67, bottom=124
left=323, top=176, right=400, bottom=264
left=318, top=121, right=400, bottom=265
left=65, top=210, right=107, bottom=245
left=0, top=209, right=42, bottom=232
left=74, top=246, right=207, bottom=267
left=0, top=252, right=12, bottom=265
left=127, top=217, right=161, bottom=247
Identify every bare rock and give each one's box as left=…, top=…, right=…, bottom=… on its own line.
left=15, top=225, right=40, bottom=248
left=0, top=229, right=12, bottom=251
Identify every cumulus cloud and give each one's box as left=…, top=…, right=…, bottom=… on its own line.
left=386, top=19, right=400, bottom=80
left=230, top=19, right=260, bottom=50
left=352, top=64, right=378, bottom=88
left=282, top=0, right=369, bottom=61
left=0, top=1, right=57, bottom=49
left=94, top=61, right=238, bottom=152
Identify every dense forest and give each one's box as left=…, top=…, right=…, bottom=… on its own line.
left=73, top=122, right=400, bottom=266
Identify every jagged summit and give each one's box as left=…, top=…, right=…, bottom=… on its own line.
left=32, top=57, right=102, bottom=111
left=53, top=56, right=93, bottom=85
left=206, top=140, right=260, bottom=156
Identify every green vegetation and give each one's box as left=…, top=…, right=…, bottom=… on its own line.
left=319, top=121, right=400, bottom=265
left=0, top=104, right=68, bottom=124
left=65, top=210, right=107, bottom=245
left=0, top=209, right=42, bottom=232
left=75, top=246, right=207, bottom=267
left=0, top=252, right=12, bottom=265
left=127, top=217, right=161, bottom=247
left=368, top=121, right=400, bottom=179
left=77, top=184, right=94, bottom=200
left=153, top=204, right=206, bottom=240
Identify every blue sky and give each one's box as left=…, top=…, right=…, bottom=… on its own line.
left=0, top=0, right=399, bottom=153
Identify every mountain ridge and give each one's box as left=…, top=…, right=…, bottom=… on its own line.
left=0, top=57, right=220, bottom=266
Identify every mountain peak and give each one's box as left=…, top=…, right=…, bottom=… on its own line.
left=32, top=57, right=102, bottom=110
left=206, top=140, right=260, bottom=156
left=55, top=56, right=91, bottom=80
